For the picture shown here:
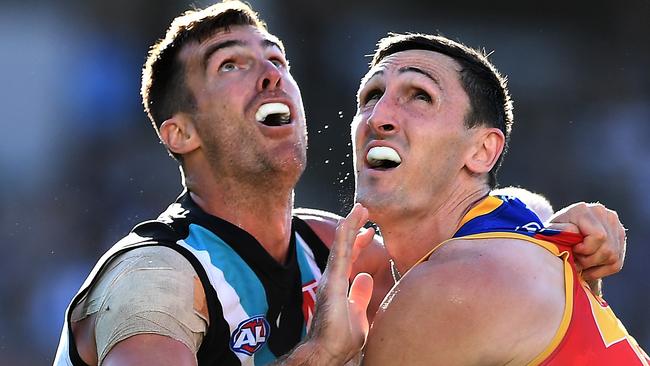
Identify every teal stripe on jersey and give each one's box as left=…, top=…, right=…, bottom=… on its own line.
left=253, top=343, right=276, bottom=365
left=184, top=224, right=268, bottom=315
left=184, top=224, right=277, bottom=364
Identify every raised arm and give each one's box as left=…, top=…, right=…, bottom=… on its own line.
left=549, top=202, right=626, bottom=281
left=492, top=187, right=626, bottom=289
left=273, top=204, right=375, bottom=365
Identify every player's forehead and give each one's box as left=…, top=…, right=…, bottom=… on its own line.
left=361, top=49, right=461, bottom=87
left=180, top=25, right=284, bottom=64
left=203, top=25, right=283, bottom=51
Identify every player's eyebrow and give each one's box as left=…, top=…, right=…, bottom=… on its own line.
left=368, top=70, right=383, bottom=78
left=261, top=38, right=282, bottom=52
left=361, top=70, right=384, bottom=87
left=398, top=66, right=443, bottom=89
left=203, top=40, right=242, bottom=67
left=203, top=39, right=283, bottom=70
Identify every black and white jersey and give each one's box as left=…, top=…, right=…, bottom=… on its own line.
left=54, top=192, right=329, bottom=365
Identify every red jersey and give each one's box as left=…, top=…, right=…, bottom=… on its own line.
left=422, top=195, right=649, bottom=365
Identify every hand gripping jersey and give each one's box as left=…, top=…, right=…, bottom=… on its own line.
left=54, top=192, right=329, bottom=366
left=429, top=195, right=649, bottom=366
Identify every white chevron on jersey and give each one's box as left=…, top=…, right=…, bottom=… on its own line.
left=296, top=233, right=322, bottom=284
left=177, top=239, right=255, bottom=366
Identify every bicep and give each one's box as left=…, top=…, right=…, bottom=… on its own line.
left=103, top=334, right=196, bottom=366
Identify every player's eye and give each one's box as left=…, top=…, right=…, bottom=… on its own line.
left=269, top=58, right=285, bottom=68
left=414, top=90, right=432, bottom=103
left=362, top=89, right=383, bottom=106
left=219, top=60, right=238, bottom=73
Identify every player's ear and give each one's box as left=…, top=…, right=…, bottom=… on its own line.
left=159, top=114, right=201, bottom=156
left=465, top=127, right=504, bottom=175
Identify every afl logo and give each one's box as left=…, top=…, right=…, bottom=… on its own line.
left=230, top=315, right=270, bottom=355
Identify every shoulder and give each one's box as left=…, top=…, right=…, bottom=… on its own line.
left=88, top=245, right=204, bottom=321
left=293, top=207, right=343, bottom=222
left=381, top=238, right=541, bottom=322
left=422, top=237, right=566, bottom=330
left=74, top=245, right=199, bottom=317
left=72, top=245, right=208, bottom=365
left=96, top=245, right=199, bottom=289
left=293, top=207, right=342, bottom=248
left=364, top=237, right=566, bottom=365
left=424, top=236, right=565, bottom=288
left=293, top=206, right=389, bottom=285
left=116, top=245, right=196, bottom=269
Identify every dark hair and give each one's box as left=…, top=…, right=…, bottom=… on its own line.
left=141, top=1, right=279, bottom=160
left=371, top=33, right=513, bottom=188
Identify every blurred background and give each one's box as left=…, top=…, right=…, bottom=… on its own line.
left=1, top=0, right=648, bottom=364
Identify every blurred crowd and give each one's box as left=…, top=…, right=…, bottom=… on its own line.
left=0, top=0, right=648, bottom=364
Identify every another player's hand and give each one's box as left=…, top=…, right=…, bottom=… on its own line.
left=306, top=203, right=375, bottom=364
left=548, top=202, right=626, bottom=280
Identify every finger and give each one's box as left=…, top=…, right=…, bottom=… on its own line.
left=549, top=202, right=589, bottom=224
left=340, top=204, right=369, bottom=245
left=331, top=204, right=367, bottom=258
left=574, top=209, right=625, bottom=269
left=328, top=204, right=369, bottom=280
left=348, top=273, right=373, bottom=339
left=551, top=203, right=607, bottom=238
left=581, top=264, right=619, bottom=281
left=545, top=221, right=595, bottom=259
left=549, top=204, right=605, bottom=256
left=573, top=224, right=608, bottom=256
left=351, top=227, right=376, bottom=264
left=573, top=240, right=599, bottom=257
left=574, top=249, right=617, bottom=272
left=349, top=273, right=373, bottom=307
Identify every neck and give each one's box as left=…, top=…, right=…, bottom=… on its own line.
left=185, top=168, right=296, bottom=264
left=375, top=184, right=490, bottom=275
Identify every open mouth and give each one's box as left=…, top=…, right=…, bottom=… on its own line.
left=255, top=103, right=292, bottom=126
left=367, top=146, right=401, bottom=170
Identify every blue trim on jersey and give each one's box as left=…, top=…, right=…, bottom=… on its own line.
left=184, top=224, right=277, bottom=364
left=454, top=196, right=544, bottom=238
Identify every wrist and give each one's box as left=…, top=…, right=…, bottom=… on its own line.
left=276, top=339, right=346, bottom=366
